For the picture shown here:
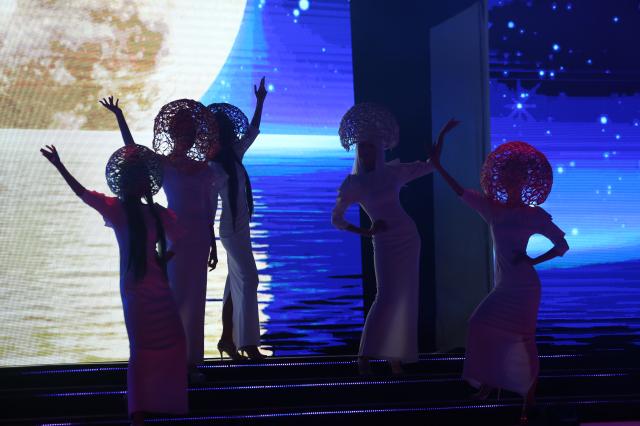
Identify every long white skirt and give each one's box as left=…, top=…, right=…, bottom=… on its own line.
left=463, top=284, right=540, bottom=396
left=221, top=222, right=260, bottom=349
left=168, top=225, right=210, bottom=366
left=359, top=231, right=420, bottom=363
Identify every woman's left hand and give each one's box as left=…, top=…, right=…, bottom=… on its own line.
left=40, top=145, right=62, bottom=167
left=254, top=76, right=268, bottom=102
left=99, top=96, right=123, bottom=115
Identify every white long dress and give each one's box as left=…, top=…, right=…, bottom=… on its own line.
left=163, top=162, right=217, bottom=365
left=80, top=190, right=187, bottom=415
left=209, top=126, right=261, bottom=349
left=331, top=161, right=434, bottom=362
left=460, top=189, right=566, bottom=396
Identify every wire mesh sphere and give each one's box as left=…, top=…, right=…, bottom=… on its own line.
left=105, top=145, right=163, bottom=198
left=153, top=99, right=219, bottom=161
left=207, top=103, right=249, bottom=142
left=338, top=103, right=399, bottom=151
left=480, top=141, right=553, bottom=206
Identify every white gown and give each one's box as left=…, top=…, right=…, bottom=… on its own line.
left=163, top=162, right=217, bottom=365
left=332, top=161, right=434, bottom=362
left=81, top=190, right=187, bottom=415
left=460, top=189, right=566, bottom=396
left=209, top=126, right=261, bottom=349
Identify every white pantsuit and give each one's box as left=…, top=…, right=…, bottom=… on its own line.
left=210, top=126, right=261, bottom=349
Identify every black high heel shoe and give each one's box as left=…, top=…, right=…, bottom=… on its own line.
left=217, top=340, right=246, bottom=361
left=239, top=345, right=266, bottom=360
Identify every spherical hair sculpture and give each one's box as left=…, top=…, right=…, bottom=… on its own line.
left=338, top=103, right=399, bottom=151
left=105, top=145, right=163, bottom=198
left=153, top=99, right=219, bottom=161
left=480, top=141, right=553, bottom=206
left=207, top=102, right=249, bottom=142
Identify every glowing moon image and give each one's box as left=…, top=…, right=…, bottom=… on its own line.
left=0, top=0, right=246, bottom=131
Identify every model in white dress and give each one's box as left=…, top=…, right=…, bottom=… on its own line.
left=430, top=119, right=569, bottom=420
left=331, top=136, right=434, bottom=374
left=163, top=161, right=217, bottom=368
left=40, top=146, right=188, bottom=425
left=101, top=97, right=221, bottom=376
left=460, top=189, right=566, bottom=394
left=208, top=78, right=267, bottom=360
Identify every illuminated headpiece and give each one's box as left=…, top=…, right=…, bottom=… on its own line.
left=480, top=141, right=553, bottom=206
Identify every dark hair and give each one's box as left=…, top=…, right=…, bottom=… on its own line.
left=170, top=109, right=197, bottom=153
left=122, top=191, right=168, bottom=281
left=212, top=112, right=254, bottom=230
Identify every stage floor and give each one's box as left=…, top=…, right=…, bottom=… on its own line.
left=2, top=350, right=640, bottom=425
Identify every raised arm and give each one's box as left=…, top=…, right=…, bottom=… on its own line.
left=235, top=77, right=268, bottom=158
left=40, top=145, right=86, bottom=197
left=250, top=76, right=268, bottom=130
left=99, top=96, right=135, bottom=146
left=430, top=118, right=464, bottom=196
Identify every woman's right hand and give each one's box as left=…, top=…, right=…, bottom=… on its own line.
left=40, top=145, right=62, bottom=167
left=368, top=220, right=388, bottom=236
left=99, top=95, right=122, bottom=115
left=208, top=242, right=218, bottom=271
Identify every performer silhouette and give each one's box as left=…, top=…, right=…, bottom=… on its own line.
left=101, top=97, right=220, bottom=381
left=207, top=77, right=268, bottom=360
left=431, top=119, right=569, bottom=423
left=41, top=144, right=187, bottom=425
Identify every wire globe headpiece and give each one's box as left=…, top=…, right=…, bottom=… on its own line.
left=480, top=141, right=553, bottom=206
left=338, top=103, right=399, bottom=151
left=153, top=99, right=219, bottom=161
left=207, top=102, right=249, bottom=142
left=105, top=144, right=163, bottom=198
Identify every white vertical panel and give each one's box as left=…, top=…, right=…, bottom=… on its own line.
left=430, top=1, right=493, bottom=351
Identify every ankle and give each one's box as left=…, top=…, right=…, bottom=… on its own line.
left=389, top=360, right=403, bottom=374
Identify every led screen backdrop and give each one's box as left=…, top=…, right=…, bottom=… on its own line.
left=2, top=0, right=638, bottom=367
left=0, top=0, right=361, bottom=366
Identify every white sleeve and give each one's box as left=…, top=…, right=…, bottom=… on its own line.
left=534, top=207, right=566, bottom=245
left=390, top=160, right=435, bottom=185
left=331, top=176, right=358, bottom=230
left=80, top=190, right=121, bottom=228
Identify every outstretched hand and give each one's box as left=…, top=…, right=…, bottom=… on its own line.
left=99, top=95, right=122, bottom=115
left=430, top=118, right=461, bottom=168
left=40, top=145, right=62, bottom=167
left=254, top=76, right=268, bottom=102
